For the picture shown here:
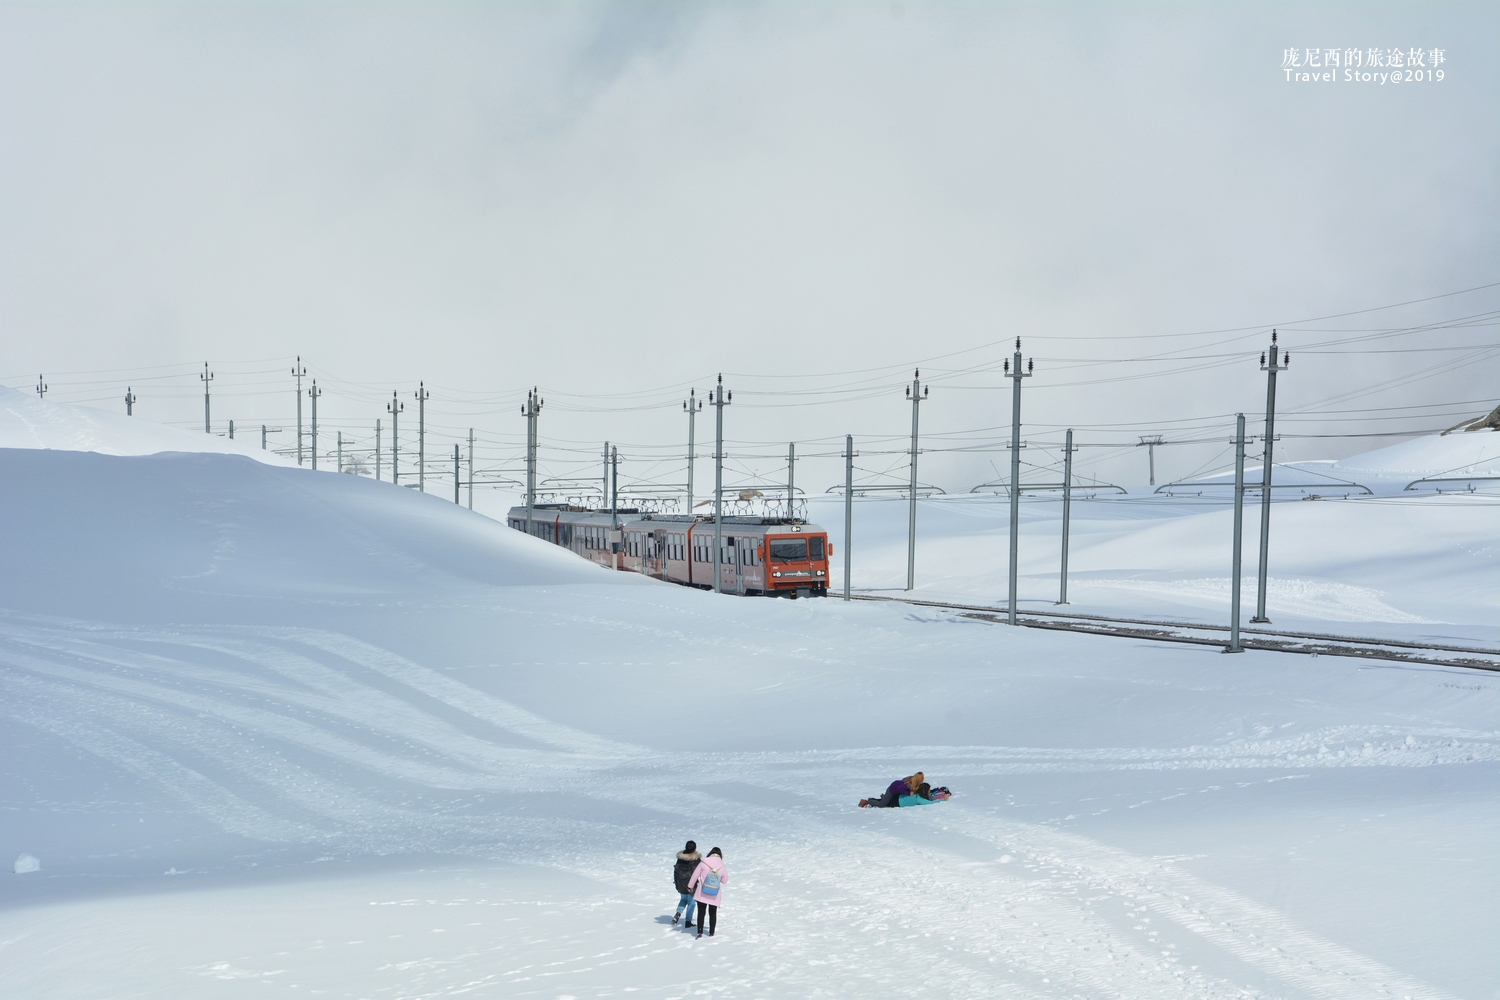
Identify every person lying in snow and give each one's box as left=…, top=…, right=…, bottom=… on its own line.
left=859, top=771, right=924, bottom=808
left=897, top=782, right=944, bottom=806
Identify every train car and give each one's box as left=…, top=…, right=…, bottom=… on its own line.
left=506, top=504, right=831, bottom=596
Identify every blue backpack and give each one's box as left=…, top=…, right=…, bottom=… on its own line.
left=700, top=866, right=721, bottom=896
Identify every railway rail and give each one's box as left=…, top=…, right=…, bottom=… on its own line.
left=850, top=595, right=1500, bottom=672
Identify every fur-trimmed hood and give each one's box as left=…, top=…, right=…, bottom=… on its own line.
left=676, top=850, right=702, bottom=862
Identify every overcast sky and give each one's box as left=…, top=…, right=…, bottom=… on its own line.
left=2, top=2, right=1496, bottom=500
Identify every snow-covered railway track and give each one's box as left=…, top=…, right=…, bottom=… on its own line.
left=851, top=595, right=1500, bottom=672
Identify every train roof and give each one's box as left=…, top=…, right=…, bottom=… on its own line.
left=506, top=506, right=824, bottom=530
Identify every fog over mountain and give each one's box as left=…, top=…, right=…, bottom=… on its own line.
left=2, top=3, right=1496, bottom=498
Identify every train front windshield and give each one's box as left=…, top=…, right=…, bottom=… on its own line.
left=769, top=538, right=807, bottom=562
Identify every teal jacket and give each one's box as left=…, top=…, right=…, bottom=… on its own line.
left=898, top=794, right=939, bottom=806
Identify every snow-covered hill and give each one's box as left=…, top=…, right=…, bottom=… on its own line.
left=1330, top=429, right=1500, bottom=479
left=0, top=399, right=1495, bottom=999
left=0, top=384, right=290, bottom=464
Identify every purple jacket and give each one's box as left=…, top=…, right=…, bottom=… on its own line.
left=885, top=779, right=908, bottom=800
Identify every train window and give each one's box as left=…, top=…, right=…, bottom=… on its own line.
left=769, top=538, right=808, bottom=562
left=721, top=537, right=737, bottom=563
left=809, top=536, right=824, bottom=560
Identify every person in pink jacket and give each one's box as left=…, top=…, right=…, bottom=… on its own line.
left=687, top=847, right=727, bottom=938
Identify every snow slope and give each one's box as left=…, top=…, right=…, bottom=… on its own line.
left=0, top=413, right=1496, bottom=999
left=815, top=431, right=1500, bottom=634
left=0, top=384, right=290, bottom=464
left=1330, top=430, right=1500, bottom=480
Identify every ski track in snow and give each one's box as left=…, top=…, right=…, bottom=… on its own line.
left=0, top=615, right=1488, bottom=999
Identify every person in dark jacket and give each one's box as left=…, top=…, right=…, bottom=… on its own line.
left=859, top=771, right=924, bottom=808
left=672, top=840, right=701, bottom=926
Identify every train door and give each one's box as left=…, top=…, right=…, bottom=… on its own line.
left=737, top=536, right=755, bottom=594
left=720, top=535, right=737, bottom=594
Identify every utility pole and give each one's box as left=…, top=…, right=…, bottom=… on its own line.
left=602, top=442, right=610, bottom=508
left=308, top=380, right=321, bottom=469
left=787, top=442, right=797, bottom=519
left=200, top=362, right=213, bottom=433
left=467, top=428, right=474, bottom=510
left=262, top=425, right=269, bottom=450
left=387, top=392, right=403, bottom=485
left=414, top=382, right=430, bottom=492
left=1226, top=413, right=1248, bottom=653
left=337, top=431, right=343, bottom=473
left=124, top=387, right=136, bottom=415
left=904, top=370, right=929, bottom=591
left=453, top=444, right=461, bottom=504
left=611, top=447, right=620, bottom=524
left=1058, top=428, right=1074, bottom=605
left=1253, top=331, right=1289, bottom=623
left=844, top=434, right=854, bottom=601
left=684, top=389, right=701, bottom=513
left=35, top=375, right=47, bottom=398
left=610, top=445, right=621, bottom=571
left=1004, top=339, right=1034, bottom=626
left=292, top=356, right=306, bottom=465
left=709, top=375, right=731, bottom=594
left=228, top=419, right=235, bottom=441
left=1138, top=434, right=1165, bottom=486
left=375, top=419, right=382, bottom=481
left=522, top=388, right=542, bottom=535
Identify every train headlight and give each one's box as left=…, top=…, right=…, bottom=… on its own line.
left=815, top=570, right=825, bottom=576
left=772, top=571, right=783, bottom=578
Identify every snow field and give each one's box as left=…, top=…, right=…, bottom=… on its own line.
left=0, top=419, right=1496, bottom=998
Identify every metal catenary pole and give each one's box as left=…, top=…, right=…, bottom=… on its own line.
left=611, top=445, right=620, bottom=570
left=375, top=419, right=382, bottom=480
left=1058, top=428, right=1074, bottom=605
left=200, top=362, right=213, bottom=433
left=1226, top=412, right=1247, bottom=653
left=415, top=382, right=430, bottom=492
left=1138, top=434, right=1164, bottom=486
left=467, top=428, right=474, bottom=510
left=124, top=387, right=135, bottom=415
left=35, top=375, right=47, bottom=397
left=710, top=375, right=731, bottom=594
left=387, top=392, right=403, bottom=484
left=261, top=425, right=268, bottom=450
left=308, top=380, right=321, bottom=469
left=844, top=434, right=854, bottom=601
left=523, top=388, right=542, bottom=535
left=292, top=357, right=306, bottom=465
left=787, top=442, right=797, bottom=519
left=1253, top=331, right=1289, bottom=623
left=453, top=444, right=461, bottom=503
left=337, top=431, right=342, bottom=473
left=228, top=420, right=235, bottom=441
left=1005, top=339, right=1034, bottom=626
left=684, top=389, right=700, bottom=513
left=904, top=370, right=928, bottom=591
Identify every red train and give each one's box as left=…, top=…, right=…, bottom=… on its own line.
left=507, top=504, right=831, bottom=596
